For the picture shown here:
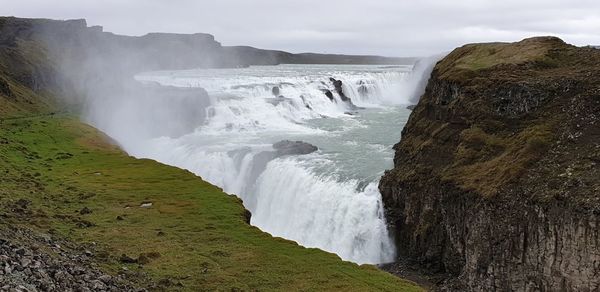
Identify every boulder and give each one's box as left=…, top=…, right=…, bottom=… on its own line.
left=330, top=78, right=349, bottom=101
left=328, top=78, right=363, bottom=110
left=273, top=140, right=318, bottom=156
left=271, top=86, right=280, bottom=96
left=323, top=89, right=334, bottom=101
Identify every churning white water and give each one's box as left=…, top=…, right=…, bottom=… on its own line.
left=97, top=64, right=422, bottom=264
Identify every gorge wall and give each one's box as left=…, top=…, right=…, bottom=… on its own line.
left=380, top=37, right=600, bottom=291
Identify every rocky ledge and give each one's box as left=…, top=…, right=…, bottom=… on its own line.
left=0, top=225, right=147, bottom=291
left=379, top=37, right=600, bottom=291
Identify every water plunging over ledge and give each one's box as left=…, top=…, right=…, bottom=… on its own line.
left=93, top=64, right=416, bottom=264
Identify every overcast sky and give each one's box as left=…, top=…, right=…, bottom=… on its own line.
left=4, top=0, right=600, bottom=56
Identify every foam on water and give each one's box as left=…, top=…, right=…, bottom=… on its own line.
left=252, top=158, right=395, bottom=263
left=107, top=64, right=425, bottom=264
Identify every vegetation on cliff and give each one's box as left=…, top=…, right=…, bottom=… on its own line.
left=380, top=36, right=600, bottom=291
left=389, top=36, right=599, bottom=199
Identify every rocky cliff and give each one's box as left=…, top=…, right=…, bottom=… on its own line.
left=380, top=37, right=600, bottom=291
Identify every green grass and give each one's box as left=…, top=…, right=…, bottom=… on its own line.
left=0, top=115, right=422, bottom=291
left=434, top=36, right=568, bottom=81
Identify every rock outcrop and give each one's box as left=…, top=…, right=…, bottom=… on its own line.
left=273, top=140, right=318, bottom=156
left=326, top=77, right=362, bottom=110
left=379, top=37, right=600, bottom=291
left=0, top=225, right=147, bottom=291
left=330, top=78, right=349, bottom=102
left=272, top=86, right=280, bottom=96
left=323, top=89, right=335, bottom=101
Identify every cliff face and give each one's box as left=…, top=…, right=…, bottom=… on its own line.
left=380, top=37, right=600, bottom=291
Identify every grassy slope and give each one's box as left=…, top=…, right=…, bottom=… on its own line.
left=0, top=88, right=421, bottom=291
left=435, top=36, right=564, bottom=80
left=0, top=115, right=421, bottom=291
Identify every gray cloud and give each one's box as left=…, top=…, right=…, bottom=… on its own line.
left=4, top=0, right=600, bottom=56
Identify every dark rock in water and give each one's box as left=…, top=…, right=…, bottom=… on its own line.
left=271, top=86, right=280, bottom=96
left=273, top=140, right=318, bottom=156
left=406, top=104, right=416, bottom=110
left=333, top=79, right=343, bottom=91
left=323, top=89, right=334, bottom=101
left=330, top=78, right=349, bottom=102
left=329, top=78, right=363, bottom=110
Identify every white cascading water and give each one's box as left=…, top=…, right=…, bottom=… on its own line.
left=88, top=64, right=425, bottom=264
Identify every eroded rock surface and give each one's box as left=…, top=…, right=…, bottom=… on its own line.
left=0, top=225, right=146, bottom=291
left=380, top=37, right=600, bottom=291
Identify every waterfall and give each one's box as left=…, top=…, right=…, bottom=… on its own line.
left=91, top=64, right=422, bottom=264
